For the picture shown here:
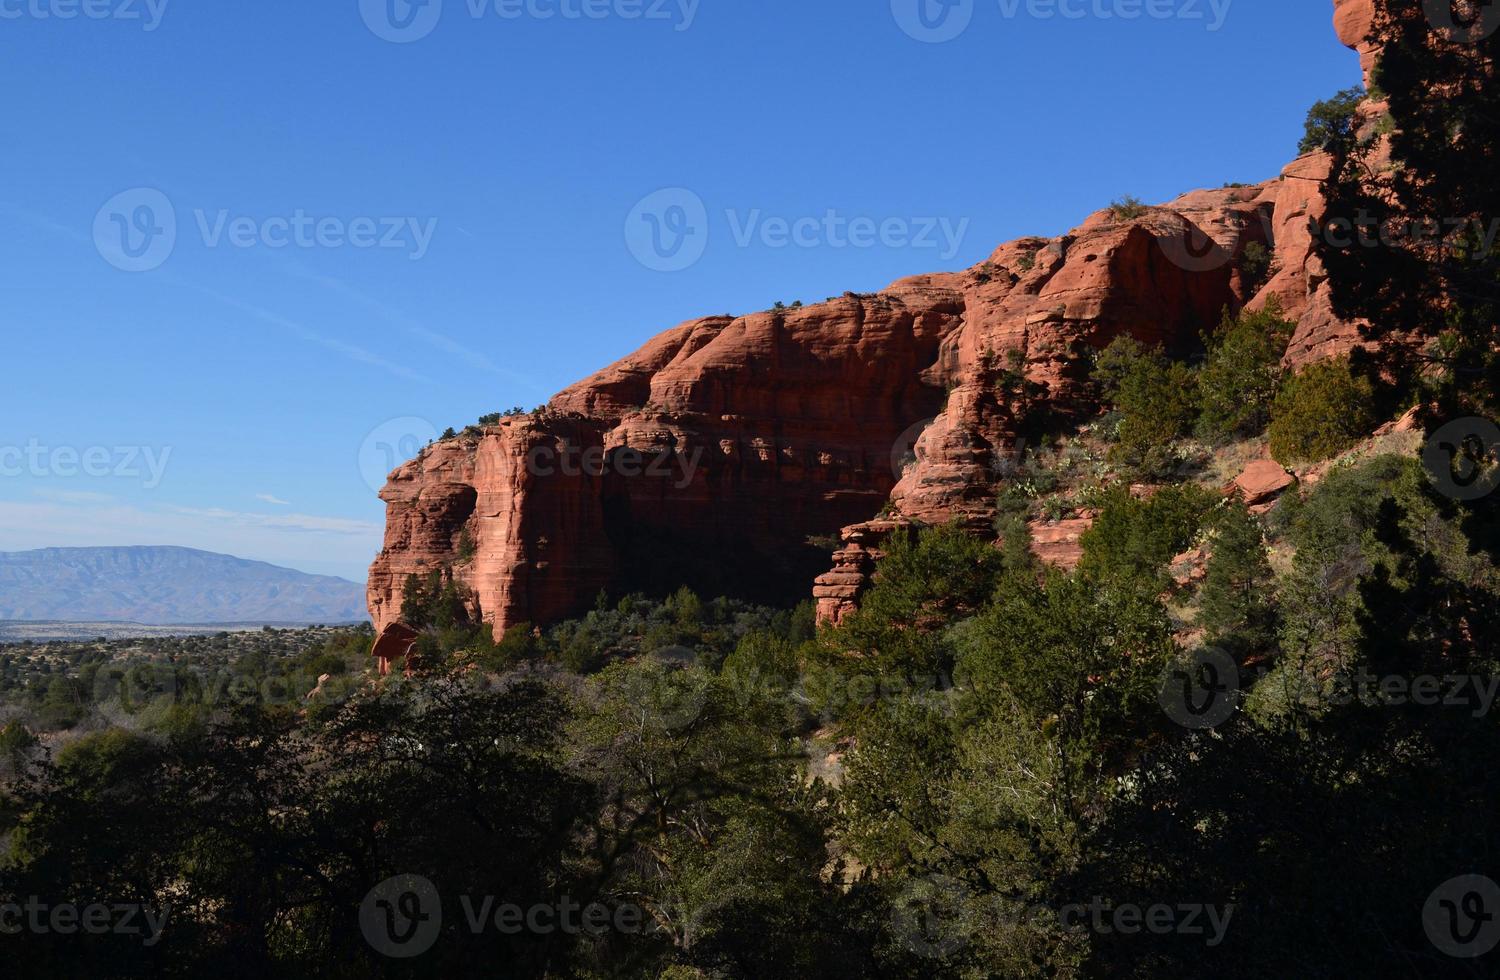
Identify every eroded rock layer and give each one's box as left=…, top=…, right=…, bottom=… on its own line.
left=370, top=1, right=1380, bottom=636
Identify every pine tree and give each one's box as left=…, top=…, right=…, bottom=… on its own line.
left=1197, top=504, right=1278, bottom=658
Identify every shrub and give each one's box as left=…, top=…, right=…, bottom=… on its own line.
left=1195, top=304, right=1294, bottom=442
left=1108, top=195, right=1150, bottom=220
left=1267, top=356, right=1377, bottom=464
left=1079, top=483, right=1218, bottom=587
left=830, top=524, right=1005, bottom=681
left=1094, top=337, right=1197, bottom=478
left=1239, top=241, right=1273, bottom=292
left=1197, top=504, right=1279, bottom=657
left=1298, top=86, right=1366, bottom=154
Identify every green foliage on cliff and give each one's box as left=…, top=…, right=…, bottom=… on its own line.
left=4, top=460, right=1498, bottom=977
left=1297, top=85, right=1366, bottom=154
left=1267, top=355, right=1377, bottom=463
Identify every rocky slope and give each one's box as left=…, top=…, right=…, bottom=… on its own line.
left=369, top=0, right=1380, bottom=637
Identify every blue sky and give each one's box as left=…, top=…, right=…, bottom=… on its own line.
left=0, top=0, right=1357, bottom=582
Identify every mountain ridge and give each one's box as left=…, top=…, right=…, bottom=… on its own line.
left=0, top=545, right=368, bottom=625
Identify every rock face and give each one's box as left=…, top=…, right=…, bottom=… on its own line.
left=1234, top=460, right=1297, bottom=509
left=368, top=1, right=1378, bottom=637
left=1334, top=0, right=1380, bottom=89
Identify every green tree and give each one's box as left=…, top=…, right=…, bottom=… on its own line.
left=1297, top=86, right=1366, bottom=153
left=1093, top=337, right=1197, bottom=477
left=825, top=523, right=1005, bottom=684
left=1078, top=483, right=1217, bottom=589
left=1267, top=356, right=1376, bottom=463
left=1318, top=8, right=1500, bottom=416
left=1195, top=304, right=1293, bottom=442
left=1196, top=503, right=1278, bottom=657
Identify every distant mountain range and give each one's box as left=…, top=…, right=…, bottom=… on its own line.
left=0, top=547, right=369, bottom=625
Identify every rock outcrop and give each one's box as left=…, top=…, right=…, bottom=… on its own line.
left=369, top=1, right=1381, bottom=637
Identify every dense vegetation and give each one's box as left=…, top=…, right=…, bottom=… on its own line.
left=1089, top=303, right=1381, bottom=475
left=4, top=12, right=1499, bottom=979
left=2, top=449, right=1495, bottom=977
left=1318, top=5, right=1500, bottom=421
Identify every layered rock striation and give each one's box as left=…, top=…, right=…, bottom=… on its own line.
left=370, top=1, right=1380, bottom=636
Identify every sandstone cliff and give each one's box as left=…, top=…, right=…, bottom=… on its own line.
left=369, top=1, right=1379, bottom=636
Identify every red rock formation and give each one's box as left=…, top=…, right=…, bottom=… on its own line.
left=369, top=1, right=1379, bottom=637
left=1334, top=0, right=1380, bottom=89
left=1029, top=517, right=1092, bottom=572
left=1233, top=460, right=1297, bottom=512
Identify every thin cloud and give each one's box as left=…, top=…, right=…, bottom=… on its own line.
left=10, top=208, right=433, bottom=386
left=297, top=270, right=544, bottom=392
left=32, top=488, right=116, bottom=504
left=256, top=493, right=292, bottom=506
left=189, top=283, right=435, bottom=385
left=166, top=506, right=379, bottom=536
